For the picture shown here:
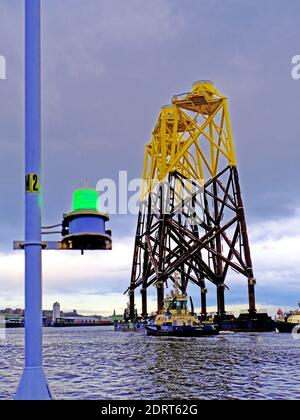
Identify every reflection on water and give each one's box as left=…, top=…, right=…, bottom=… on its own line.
left=0, top=327, right=299, bottom=400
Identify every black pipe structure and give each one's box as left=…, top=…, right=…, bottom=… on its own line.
left=126, top=81, right=258, bottom=322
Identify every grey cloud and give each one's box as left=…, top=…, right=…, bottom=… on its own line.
left=0, top=0, right=300, bottom=309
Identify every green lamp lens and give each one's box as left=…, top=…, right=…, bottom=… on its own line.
left=73, top=189, right=98, bottom=211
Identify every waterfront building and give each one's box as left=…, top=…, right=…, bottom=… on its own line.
left=111, top=310, right=123, bottom=322
left=62, top=310, right=79, bottom=317
left=52, top=302, right=61, bottom=322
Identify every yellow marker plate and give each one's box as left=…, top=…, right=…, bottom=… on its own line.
left=25, top=174, right=40, bottom=193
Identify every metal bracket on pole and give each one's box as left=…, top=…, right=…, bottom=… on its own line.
left=14, top=241, right=71, bottom=251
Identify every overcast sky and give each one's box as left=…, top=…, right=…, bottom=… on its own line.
left=0, top=0, right=299, bottom=315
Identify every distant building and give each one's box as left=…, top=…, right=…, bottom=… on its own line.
left=62, top=310, right=79, bottom=317
left=52, top=302, right=61, bottom=322
left=0, top=308, right=24, bottom=317
left=14, top=309, right=24, bottom=316
left=111, top=310, right=123, bottom=322
left=54, top=316, right=108, bottom=326
left=43, top=310, right=53, bottom=318
left=4, top=308, right=14, bottom=314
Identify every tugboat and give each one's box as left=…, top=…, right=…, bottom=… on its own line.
left=275, top=302, right=300, bottom=334
left=146, top=279, right=219, bottom=337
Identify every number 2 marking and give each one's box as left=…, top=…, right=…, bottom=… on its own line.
left=25, top=174, right=40, bottom=193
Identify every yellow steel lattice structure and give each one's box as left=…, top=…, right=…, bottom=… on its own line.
left=129, top=80, right=259, bottom=322
left=142, top=81, right=237, bottom=199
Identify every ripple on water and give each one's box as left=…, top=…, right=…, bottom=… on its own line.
left=0, top=328, right=299, bottom=400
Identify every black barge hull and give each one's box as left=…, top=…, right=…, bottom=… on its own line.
left=275, top=321, right=300, bottom=333
left=146, top=326, right=219, bottom=337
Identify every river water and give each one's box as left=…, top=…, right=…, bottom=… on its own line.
left=0, top=327, right=299, bottom=400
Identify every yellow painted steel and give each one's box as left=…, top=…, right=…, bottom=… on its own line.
left=141, top=81, right=237, bottom=199
left=155, top=290, right=200, bottom=327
